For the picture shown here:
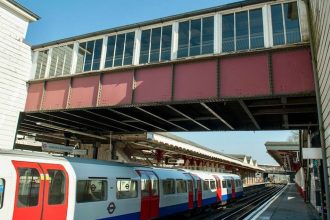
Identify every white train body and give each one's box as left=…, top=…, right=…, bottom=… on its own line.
left=0, top=150, right=244, bottom=220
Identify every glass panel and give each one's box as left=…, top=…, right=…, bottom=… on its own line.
left=210, top=180, right=216, bottom=190
left=76, top=42, right=86, bottom=73
left=284, top=2, right=301, bottom=43
left=222, top=180, right=227, bottom=188
left=188, top=180, right=193, bottom=193
left=123, top=32, right=135, bottom=66
left=236, top=11, right=249, bottom=51
left=271, top=4, right=285, bottom=45
left=163, top=179, right=175, bottom=195
left=140, top=30, right=151, bottom=64
left=161, top=25, right=172, bottom=61
left=0, top=179, right=4, bottom=209
left=116, top=179, right=138, bottom=199
left=105, top=36, right=116, bottom=68
left=249, top=9, right=264, bottom=49
left=197, top=180, right=201, bottom=191
left=141, top=174, right=150, bottom=197
left=203, top=180, right=210, bottom=191
left=83, top=41, right=94, bottom=72
left=202, top=16, right=214, bottom=54
left=227, top=180, right=232, bottom=188
left=114, top=34, right=125, bottom=66
left=92, top=39, right=103, bottom=70
left=76, top=180, right=107, bottom=203
left=17, top=168, right=40, bottom=207
left=49, top=45, right=74, bottom=77
left=222, top=14, right=235, bottom=52
left=176, top=179, right=187, bottom=193
left=35, top=50, right=48, bottom=79
left=150, top=28, right=161, bottom=62
left=149, top=174, right=158, bottom=196
left=177, top=21, right=189, bottom=58
left=48, top=170, right=66, bottom=205
left=190, top=19, right=201, bottom=56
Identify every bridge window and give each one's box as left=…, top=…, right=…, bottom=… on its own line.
left=0, top=179, right=4, bottom=209
left=35, top=50, right=48, bottom=79
left=178, top=16, right=214, bottom=58
left=176, top=179, right=187, bottom=193
left=105, top=32, right=135, bottom=68
left=222, top=8, right=264, bottom=52
left=163, top=179, right=175, bottom=195
left=116, top=179, right=138, bottom=199
left=76, top=39, right=103, bottom=73
left=139, top=25, right=172, bottom=64
left=271, top=2, right=301, bottom=46
left=49, top=45, right=74, bottom=77
left=76, top=180, right=107, bottom=203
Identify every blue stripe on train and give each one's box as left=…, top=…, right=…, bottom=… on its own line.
left=202, top=196, right=217, bottom=206
left=159, top=202, right=189, bottom=217
left=98, top=212, right=140, bottom=220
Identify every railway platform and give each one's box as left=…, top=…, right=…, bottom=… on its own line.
left=255, top=183, right=320, bottom=220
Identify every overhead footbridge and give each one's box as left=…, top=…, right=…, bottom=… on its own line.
left=18, top=0, right=317, bottom=145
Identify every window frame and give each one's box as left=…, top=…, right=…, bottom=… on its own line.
left=162, top=179, right=175, bottom=195
left=47, top=169, right=66, bottom=205
left=76, top=179, right=108, bottom=203
left=176, top=179, right=187, bottom=194
left=269, top=1, right=302, bottom=46
left=116, top=178, right=138, bottom=200
left=76, top=38, right=103, bottom=73
left=0, top=179, right=4, bottom=209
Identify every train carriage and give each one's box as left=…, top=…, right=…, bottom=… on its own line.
left=0, top=150, right=244, bottom=220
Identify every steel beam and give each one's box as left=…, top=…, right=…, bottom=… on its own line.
left=25, top=114, right=81, bottom=130
left=61, top=111, right=128, bottom=132
left=107, top=109, right=167, bottom=131
left=135, top=107, right=188, bottom=131
left=166, top=105, right=210, bottom=131
left=83, top=110, right=145, bottom=131
left=239, top=100, right=261, bottom=130
left=200, top=103, right=234, bottom=130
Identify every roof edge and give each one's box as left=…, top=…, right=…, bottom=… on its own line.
left=4, top=0, right=40, bottom=21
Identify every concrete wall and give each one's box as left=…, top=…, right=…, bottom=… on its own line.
left=0, top=2, right=32, bottom=149
left=308, top=0, right=330, bottom=190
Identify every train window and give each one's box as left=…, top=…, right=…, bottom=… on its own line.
left=176, top=179, right=187, bottom=193
left=76, top=180, right=107, bottom=203
left=141, top=177, right=150, bottom=197
left=178, top=16, right=214, bottom=58
left=48, top=170, right=66, bottom=205
left=163, top=179, right=175, bottom=195
left=117, top=179, right=138, bottom=199
left=203, top=180, right=210, bottom=191
left=197, top=180, right=201, bottom=191
left=226, top=180, right=232, bottom=188
left=0, top=179, right=4, bottom=209
left=150, top=174, right=159, bottom=196
left=188, top=180, right=193, bottom=193
left=222, top=180, right=227, bottom=188
left=17, top=168, right=40, bottom=207
left=271, top=2, right=300, bottom=46
left=210, top=180, right=216, bottom=190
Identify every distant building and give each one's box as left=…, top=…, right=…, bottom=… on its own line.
left=0, top=0, right=39, bottom=149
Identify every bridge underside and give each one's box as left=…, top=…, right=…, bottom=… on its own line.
left=18, top=45, right=318, bottom=144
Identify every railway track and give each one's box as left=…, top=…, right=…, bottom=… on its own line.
left=183, top=184, right=285, bottom=220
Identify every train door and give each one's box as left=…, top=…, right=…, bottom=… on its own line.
left=139, top=171, right=159, bottom=220
left=213, top=175, right=221, bottom=202
left=12, top=161, right=69, bottom=220
left=184, top=174, right=194, bottom=209
left=195, top=178, right=202, bottom=207
left=231, top=178, right=236, bottom=199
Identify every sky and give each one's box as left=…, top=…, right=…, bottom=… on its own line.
left=17, top=0, right=294, bottom=165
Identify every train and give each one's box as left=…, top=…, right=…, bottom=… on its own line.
left=0, top=149, right=244, bottom=220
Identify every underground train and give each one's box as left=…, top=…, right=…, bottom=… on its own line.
left=0, top=150, right=243, bottom=220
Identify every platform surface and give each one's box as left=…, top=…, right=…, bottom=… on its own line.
left=257, top=183, right=321, bottom=220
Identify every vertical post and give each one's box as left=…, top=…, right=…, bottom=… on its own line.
left=93, top=142, right=100, bottom=159
left=171, top=22, right=179, bottom=60
left=71, top=42, right=79, bottom=74
left=214, top=13, right=221, bottom=54
left=44, top=48, right=52, bottom=79
left=30, top=51, right=39, bottom=80
left=133, top=29, right=141, bottom=65
left=100, top=36, right=108, bottom=70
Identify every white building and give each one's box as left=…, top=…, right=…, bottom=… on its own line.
left=0, top=0, right=38, bottom=149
